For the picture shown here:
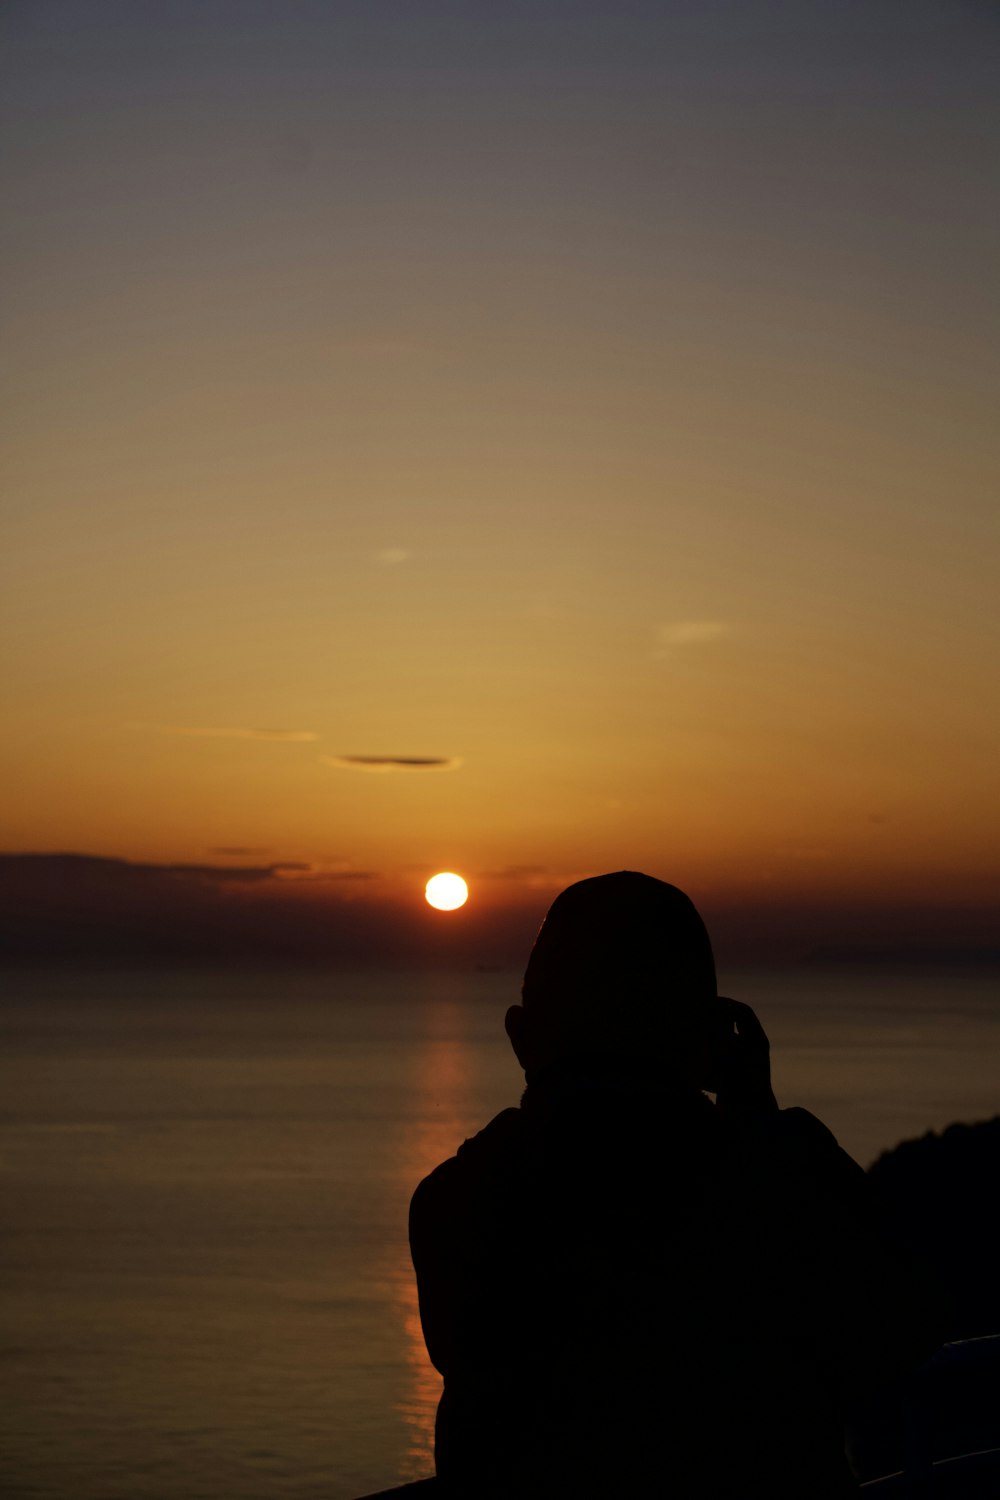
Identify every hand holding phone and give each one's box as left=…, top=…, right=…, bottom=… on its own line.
left=712, top=997, right=778, bottom=1124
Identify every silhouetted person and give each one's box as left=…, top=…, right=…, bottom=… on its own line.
left=409, top=873, right=946, bottom=1498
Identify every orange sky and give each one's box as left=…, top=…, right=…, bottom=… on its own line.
left=2, top=2, right=998, bottom=933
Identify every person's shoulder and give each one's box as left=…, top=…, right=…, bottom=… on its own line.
left=772, top=1105, right=844, bottom=1156
left=754, top=1106, right=864, bottom=1178
left=456, top=1105, right=524, bottom=1166
left=740, top=1106, right=873, bottom=1222
left=410, top=1107, right=523, bottom=1223
left=723, top=1105, right=837, bottom=1162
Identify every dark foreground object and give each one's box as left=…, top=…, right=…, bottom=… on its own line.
left=355, top=1484, right=436, bottom=1500
left=851, top=1336, right=1000, bottom=1494
left=354, top=1337, right=1000, bottom=1500
left=861, top=1450, right=1000, bottom=1497
left=868, top=1117, right=1000, bottom=1341
left=357, top=1457, right=1000, bottom=1500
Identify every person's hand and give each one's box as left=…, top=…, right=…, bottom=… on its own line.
left=714, top=998, right=778, bottom=1124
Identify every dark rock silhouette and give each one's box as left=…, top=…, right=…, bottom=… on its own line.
left=868, top=1116, right=1000, bottom=1341
left=844, top=1119, right=1000, bottom=1488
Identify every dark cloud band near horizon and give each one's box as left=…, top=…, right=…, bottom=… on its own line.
left=0, top=852, right=996, bottom=973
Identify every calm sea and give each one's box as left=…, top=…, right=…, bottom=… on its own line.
left=1, top=966, right=997, bottom=1499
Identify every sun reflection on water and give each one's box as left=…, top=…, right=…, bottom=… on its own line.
left=390, top=1010, right=477, bottom=1482
left=391, top=1248, right=444, bottom=1480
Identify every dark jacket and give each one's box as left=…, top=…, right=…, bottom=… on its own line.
left=410, top=1073, right=945, bottom=1498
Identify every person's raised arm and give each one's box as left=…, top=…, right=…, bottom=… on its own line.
left=713, top=998, right=779, bottom=1124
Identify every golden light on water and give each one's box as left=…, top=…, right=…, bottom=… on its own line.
left=424, top=872, right=469, bottom=911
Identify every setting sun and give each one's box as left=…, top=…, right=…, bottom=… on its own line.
left=424, top=872, right=469, bottom=911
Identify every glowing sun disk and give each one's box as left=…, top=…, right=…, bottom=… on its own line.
left=425, top=872, right=469, bottom=911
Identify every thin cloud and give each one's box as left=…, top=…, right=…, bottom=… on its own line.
left=321, top=755, right=462, bottom=773
left=209, top=846, right=271, bottom=857
left=655, top=620, right=733, bottom=653
left=137, top=726, right=319, bottom=742
left=373, top=547, right=409, bottom=566
left=166, top=861, right=312, bottom=883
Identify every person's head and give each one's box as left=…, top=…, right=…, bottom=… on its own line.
left=505, top=871, right=721, bottom=1089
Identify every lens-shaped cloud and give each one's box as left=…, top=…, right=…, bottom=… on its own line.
left=321, top=755, right=462, bottom=773
left=270, top=865, right=378, bottom=882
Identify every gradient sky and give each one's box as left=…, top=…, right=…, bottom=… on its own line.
left=2, top=1, right=998, bottom=934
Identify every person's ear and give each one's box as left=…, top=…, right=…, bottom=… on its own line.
left=505, top=1003, right=530, bottom=1069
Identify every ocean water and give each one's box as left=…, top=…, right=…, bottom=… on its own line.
left=1, top=965, right=996, bottom=1500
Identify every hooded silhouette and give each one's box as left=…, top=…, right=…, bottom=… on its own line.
left=410, top=873, right=945, bottom=1497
